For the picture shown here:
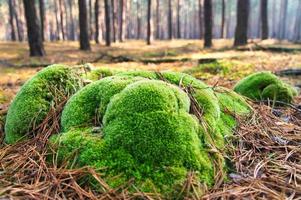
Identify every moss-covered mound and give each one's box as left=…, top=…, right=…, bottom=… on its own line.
left=5, top=64, right=82, bottom=144
left=234, top=71, right=298, bottom=103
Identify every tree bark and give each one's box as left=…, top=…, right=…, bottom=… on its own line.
left=176, top=0, right=181, bottom=38
left=95, top=0, right=100, bottom=43
left=111, top=0, right=117, bottom=42
left=68, top=0, right=76, bottom=40
left=8, top=0, right=16, bottom=41
left=146, top=0, right=152, bottom=45
left=118, top=0, right=126, bottom=42
left=204, top=0, right=212, bottom=47
left=23, top=0, right=45, bottom=56
left=167, top=0, right=172, bottom=40
left=156, top=0, right=160, bottom=39
left=199, top=0, right=203, bottom=39
left=14, top=0, right=24, bottom=41
left=78, top=0, right=91, bottom=50
left=234, top=0, right=249, bottom=46
left=54, top=0, right=61, bottom=40
left=39, top=0, right=45, bottom=41
left=279, top=0, right=287, bottom=40
left=221, top=0, right=225, bottom=38
left=89, top=0, right=93, bottom=40
left=136, top=1, right=141, bottom=39
left=260, top=0, right=268, bottom=39
left=59, top=0, right=65, bottom=40
left=104, top=0, right=111, bottom=46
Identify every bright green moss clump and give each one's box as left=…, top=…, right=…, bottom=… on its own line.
left=5, top=64, right=82, bottom=144
left=234, top=71, right=298, bottom=103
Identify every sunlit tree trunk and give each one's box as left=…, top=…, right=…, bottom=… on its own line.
left=146, top=0, right=152, bottom=45
left=59, top=0, right=65, bottom=40
left=234, top=0, right=249, bottom=46
left=23, top=0, right=45, bottom=56
left=78, top=0, right=91, bottom=50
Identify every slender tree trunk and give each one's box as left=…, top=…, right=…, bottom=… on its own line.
left=136, top=1, right=141, bottom=39
left=221, top=0, right=225, bottom=38
left=234, top=0, right=249, bottom=46
left=16, top=0, right=25, bottom=41
left=104, top=0, right=111, bottom=46
left=176, top=0, right=181, bottom=38
left=78, top=0, right=91, bottom=50
left=146, top=0, right=152, bottom=45
left=68, top=0, right=76, bottom=40
left=23, top=0, right=45, bottom=56
left=199, top=0, right=203, bottom=39
left=39, top=0, right=45, bottom=41
left=8, top=0, right=16, bottom=41
left=294, top=1, right=301, bottom=41
left=54, top=0, right=61, bottom=40
left=204, top=0, right=212, bottom=47
left=13, top=0, right=23, bottom=41
left=156, top=0, right=160, bottom=39
left=118, top=0, right=126, bottom=42
left=111, top=0, right=117, bottom=42
left=95, top=0, right=99, bottom=43
left=260, top=0, right=268, bottom=39
left=167, top=0, right=172, bottom=40
left=279, top=0, right=287, bottom=40
left=89, top=0, right=93, bottom=40
left=59, top=0, right=65, bottom=40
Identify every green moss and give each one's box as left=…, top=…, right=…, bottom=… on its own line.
left=234, top=71, right=298, bottom=104
left=84, top=68, right=117, bottom=81
left=116, top=70, right=159, bottom=79
left=61, top=76, right=145, bottom=131
left=5, top=64, right=82, bottom=144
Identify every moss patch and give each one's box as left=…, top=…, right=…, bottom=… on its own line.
left=234, top=71, right=298, bottom=104
left=5, top=64, right=82, bottom=144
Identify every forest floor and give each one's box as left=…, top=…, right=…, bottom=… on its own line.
left=0, top=39, right=301, bottom=199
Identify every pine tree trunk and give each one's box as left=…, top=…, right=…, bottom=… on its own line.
left=54, top=0, right=61, bottom=40
left=167, top=0, right=172, bottom=40
left=13, top=0, right=23, bottom=41
left=118, top=0, right=126, bottom=42
left=78, top=0, right=91, bottom=50
left=176, top=0, right=181, bottom=38
left=199, top=0, right=203, bottom=39
left=68, top=0, right=76, bottom=40
left=111, top=0, right=117, bottom=42
left=104, top=0, right=111, bottom=46
left=156, top=0, right=160, bottom=39
left=260, top=0, right=268, bottom=39
left=279, top=0, right=287, bottom=40
left=16, top=0, right=25, bottom=41
left=89, top=0, right=93, bottom=40
left=39, top=0, right=45, bottom=41
left=234, top=0, right=249, bottom=46
left=221, top=0, right=225, bottom=38
left=23, top=0, right=45, bottom=56
left=95, top=0, right=100, bottom=43
left=8, top=0, right=16, bottom=41
left=59, top=0, right=65, bottom=40
left=146, top=0, right=152, bottom=45
left=136, top=1, right=141, bottom=39
left=204, top=0, right=212, bottom=47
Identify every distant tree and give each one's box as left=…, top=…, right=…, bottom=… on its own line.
left=279, top=0, right=287, bottom=39
left=8, top=0, right=16, bottom=41
left=234, top=0, right=249, bottom=46
left=14, top=0, right=24, bottom=41
left=260, top=0, right=268, bottom=40
left=59, top=0, right=65, bottom=40
left=204, top=0, right=212, bottom=47
left=155, top=0, right=160, bottom=39
left=78, top=0, right=91, bottom=50
left=118, top=0, right=126, bottom=42
left=111, top=0, right=117, bottom=42
left=167, top=0, right=172, bottom=39
left=221, top=0, right=225, bottom=38
left=39, top=0, right=45, bottom=41
left=146, top=0, right=152, bottom=45
left=198, top=0, right=203, bottom=39
left=68, top=0, right=76, bottom=40
left=95, top=0, right=100, bottom=43
left=23, top=0, right=45, bottom=56
left=293, top=1, right=301, bottom=41
left=176, top=0, right=181, bottom=38
left=104, top=0, right=111, bottom=46
left=54, top=0, right=61, bottom=40
left=89, top=0, right=93, bottom=39
left=136, top=1, right=141, bottom=39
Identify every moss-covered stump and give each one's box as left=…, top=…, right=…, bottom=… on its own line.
left=49, top=70, right=252, bottom=197
left=5, top=64, right=82, bottom=144
left=234, top=71, right=298, bottom=104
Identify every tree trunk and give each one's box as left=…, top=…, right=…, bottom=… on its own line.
left=234, top=0, right=249, bottom=46
left=111, top=0, right=117, bottom=42
left=156, top=0, right=160, bottom=39
left=204, top=0, right=212, bottom=47
left=136, top=1, right=141, bottom=39
left=13, top=0, right=23, bottom=41
left=146, top=0, right=152, bottom=45
left=95, top=0, right=99, bottom=43
left=199, top=0, right=203, bottom=39
left=279, top=0, right=287, bottom=40
left=176, top=0, right=181, bottom=38
left=104, top=0, right=111, bottom=46
left=59, top=0, right=65, bottom=40
left=271, top=0, right=276, bottom=38
left=167, top=0, right=172, bottom=40
left=54, top=0, right=61, bottom=40
left=78, top=0, right=91, bottom=50
left=8, top=0, right=16, bottom=41
left=89, top=0, right=93, bottom=40
left=23, top=0, right=45, bottom=56
left=118, top=0, right=126, bottom=42
left=221, top=0, right=225, bottom=38
left=260, top=0, right=268, bottom=39
left=294, top=1, right=301, bottom=41
left=68, top=0, right=76, bottom=40
left=39, top=0, right=45, bottom=41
